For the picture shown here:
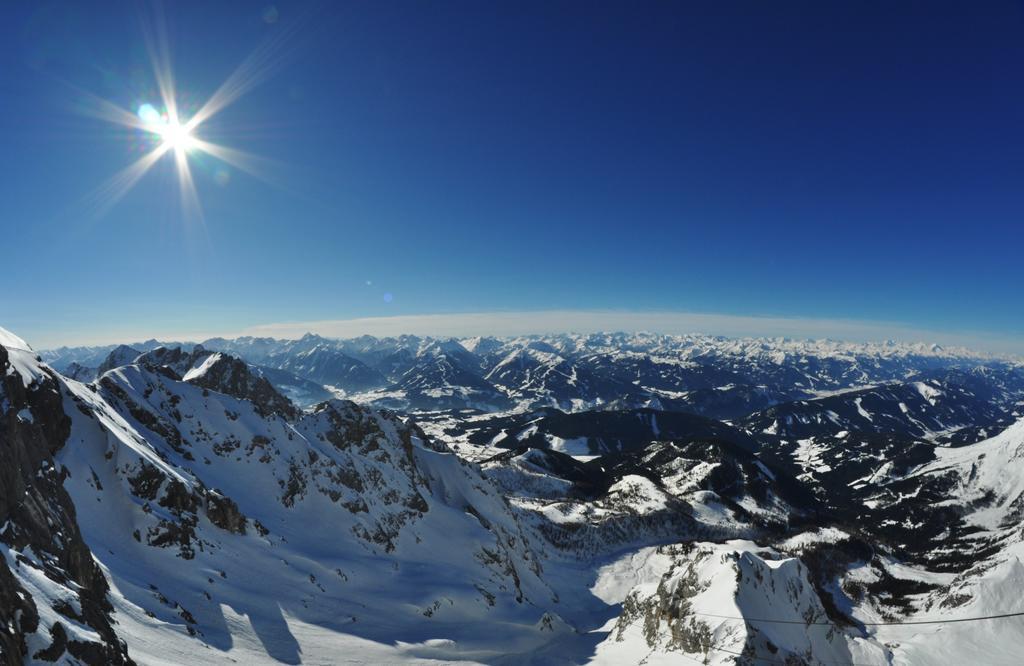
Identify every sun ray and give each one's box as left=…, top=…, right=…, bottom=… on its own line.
left=186, top=10, right=309, bottom=131
left=139, top=4, right=179, bottom=125
left=79, top=143, right=171, bottom=219
left=71, top=86, right=149, bottom=131
left=187, top=138, right=285, bottom=186
left=174, top=147, right=203, bottom=224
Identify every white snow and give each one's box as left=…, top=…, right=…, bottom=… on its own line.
left=546, top=434, right=592, bottom=459
left=854, top=396, right=874, bottom=421
left=913, top=381, right=943, bottom=406
left=779, top=527, right=851, bottom=551
left=182, top=352, right=224, bottom=382
left=1, top=325, right=46, bottom=389
left=0, top=325, right=32, bottom=351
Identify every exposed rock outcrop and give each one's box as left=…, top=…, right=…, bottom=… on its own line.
left=0, top=339, right=133, bottom=665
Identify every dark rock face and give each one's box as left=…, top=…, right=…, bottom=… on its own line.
left=0, top=345, right=133, bottom=665
left=308, top=400, right=432, bottom=550
left=205, top=492, right=247, bottom=535
left=133, top=345, right=195, bottom=377
left=121, top=459, right=250, bottom=558
left=613, top=544, right=712, bottom=653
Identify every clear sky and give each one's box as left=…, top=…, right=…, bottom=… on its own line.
left=1, top=1, right=1022, bottom=351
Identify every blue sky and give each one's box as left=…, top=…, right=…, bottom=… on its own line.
left=1, top=1, right=1022, bottom=351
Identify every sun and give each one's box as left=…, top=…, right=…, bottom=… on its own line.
left=137, top=103, right=195, bottom=152
left=78, top=3, right=297, bottom=221
left=159, top=118, right=195, bottom=152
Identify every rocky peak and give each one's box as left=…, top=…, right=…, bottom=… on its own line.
left=132, top=346, right=300, bottom=420
left=96, top=345, right=141, bottom=376
left=134, top=345, right=199, bottom=377
left=183, top=352, right=300, bottom=421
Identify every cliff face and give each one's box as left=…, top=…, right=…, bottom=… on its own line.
left=0, top=340, right=132, bottom=665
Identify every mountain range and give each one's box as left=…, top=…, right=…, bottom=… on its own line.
left=3, top=327, right=1023, bottom=664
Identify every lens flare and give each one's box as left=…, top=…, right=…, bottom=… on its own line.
left=137, top=103, right=161, bottom=126
left=76, top=3, right=305, bottom=222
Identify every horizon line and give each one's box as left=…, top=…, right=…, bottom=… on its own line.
left=20, top=309, right=1024, bottom=358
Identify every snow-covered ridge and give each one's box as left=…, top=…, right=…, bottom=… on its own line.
left=0, top=325, right=33, bottom=351
left=915, top=418, right=1024, bottom=530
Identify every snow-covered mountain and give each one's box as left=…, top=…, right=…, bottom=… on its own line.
left=46, top=332, right=1022, bottom=420
left=3, top=327, right=568, bottom=664
left=7, top=326, right=1024, bottom=664
left=743, top=370, right=1021, bottom=443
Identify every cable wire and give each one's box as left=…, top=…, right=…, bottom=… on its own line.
left=686, top=608, right=1024, bottom=626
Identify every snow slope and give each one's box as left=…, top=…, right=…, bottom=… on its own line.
left=53, top=361, right=565, bottom=663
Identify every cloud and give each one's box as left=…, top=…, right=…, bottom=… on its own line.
left=239, top=310, right=1024, bottom=356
